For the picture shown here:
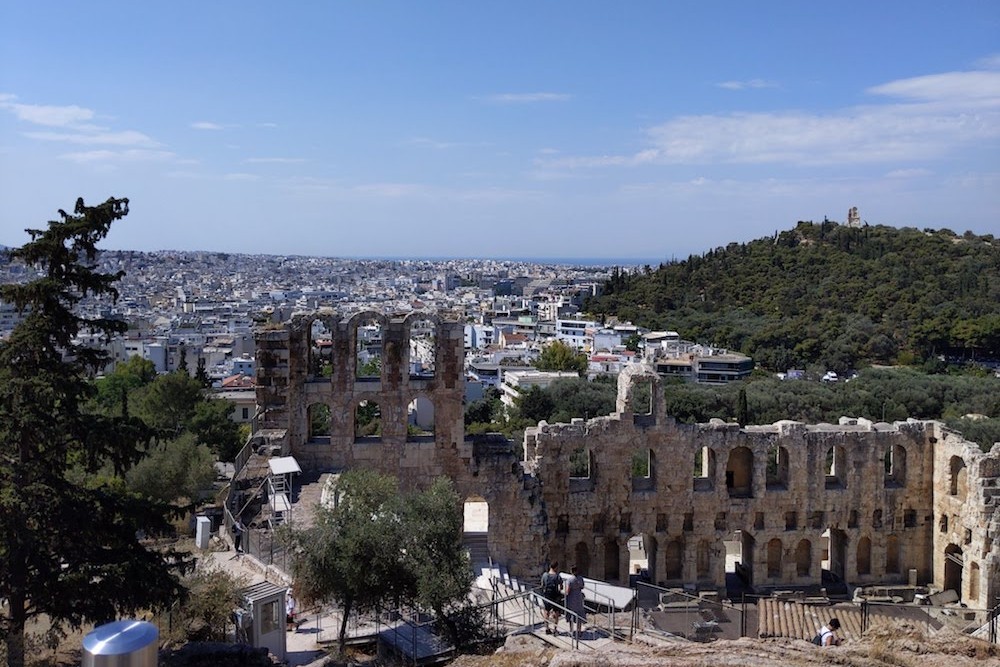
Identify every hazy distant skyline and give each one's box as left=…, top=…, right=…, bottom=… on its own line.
left=1, top=2, right=998, bottom=260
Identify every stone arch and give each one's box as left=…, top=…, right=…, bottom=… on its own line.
left=886, top=535, right=901, bottom=574
left=765, top=444, right=789, bottom=490
left=616, top=363, right=661, bottom=423
left=349, top=311, right=388, bottom=381
left=306, top=315, right=334, bottom=380
left=307, top=402, right=330, bottom=441
left=354, top=398, right=381, bottom=440
left=664, top=539, right=684, bottom=581
left=632, top=447, right=655, bottom=492
left=696, top=539, right=712, bottom=580
left=766, top=538, right=783, bottom=578
left=824, top=445, right=847, bottom=489
left=574, top=541, right=591, bottom=578
left=726, top=446, right=753, bottom=498
left=406, top=394, right=435, bottom=441
left=949, top=456, right=967, bottom=499
left=857, top=536, right=872, bottom=576
left=795, top=539, right=812, bottom=577
left=693, top=446, right=716, bottom=491
left=944, top=544, right=963, bottom=598
left=884, top=444, right=907, bottom=487
left=403, top=311, right=439, bottom=379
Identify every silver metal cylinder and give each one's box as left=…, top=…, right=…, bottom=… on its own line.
left=81, top=620, right=158, bottom=667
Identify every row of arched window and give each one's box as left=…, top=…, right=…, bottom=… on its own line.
left=306, top=397, right=435, bottom=441
left=304, top=315, right=439, bottom=381
left=568, top=443, right=914, bottom=495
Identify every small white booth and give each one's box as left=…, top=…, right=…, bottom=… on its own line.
left=267, top=456, right=301, bottom=524
left=240, top=581, right=287, bottom=662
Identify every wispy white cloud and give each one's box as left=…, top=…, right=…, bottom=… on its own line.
left=537, top=67, right=1000, bottom=169
left=223, top=172, right=260, bottom=181
left=885, top=168, right=933, bottom=179
left=406, top=137, right=490, bottom=150
left=243, top=157, right=306, bottom=164
left=716, top=79, right=778, bottom=91
left=59, top=149, right=176, bottom=164
left=256, top=122, right=278, bottom=128
left=867, top=71, right=1000, bottom=104
left=976, top=54, right=1000, bottom=70
left=0, top=96, right=98, bottom=128
left=480, top=92, right=572, bottom=104
left=191, top=121, right=227, bottom=130
left=25, top=130, right=160, bottom=147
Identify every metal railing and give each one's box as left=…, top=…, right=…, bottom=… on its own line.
left=636, top=581, right=750, bottom=641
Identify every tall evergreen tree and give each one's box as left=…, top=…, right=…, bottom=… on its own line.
left=0, top=198, right=186, bottom=667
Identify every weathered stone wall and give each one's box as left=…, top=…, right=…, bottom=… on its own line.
left=932, top=426, right=1000, bottom=608
left=255, top=313, right=998, bottom=605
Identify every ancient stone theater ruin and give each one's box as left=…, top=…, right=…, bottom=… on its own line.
left=252, top=310, right=999, bottom=608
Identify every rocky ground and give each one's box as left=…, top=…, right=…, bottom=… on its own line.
left=451, top=624, right=1000, bottom=667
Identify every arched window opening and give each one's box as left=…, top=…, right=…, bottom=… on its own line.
left=408, top=316, right=437, bottom=379
left=570, top=447, right=594, bottom=492
left=825, top=446, right=847, bottom=489
left=355, top=317, right=383, bottom=380
left=949, top=456, right=967, bottom=499
left=857, top=536, right=872, bottom=576
left=886, top=535, right=901, bottom=575
left=355, top=400, right=381, bottom=440
left=406, top=395, right=435, bottom=441
left=693, top=446, right=716, bottom=491
left=309, top=318, right=333, bottom=379
left=632, top=448, right=655, bottom=492
left=665, top=539, right=684, bottom=580
left=884, top=445, right=907, bottom=487
left=767, top=538, right=783, bottom=578
left=795, top=539, right=812, bottom=577
left=766, top=445, right=789, bottom=490
left=726, top=446, right=754, bottom=498
left=570, top=447, right=591, bottom=479
left=308, top=403, right=330, bottom=441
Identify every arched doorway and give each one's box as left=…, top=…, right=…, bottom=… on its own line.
left=462, top=496, right=489, bottom=573
left=664, top=539, right=684, bottom=581
left=574, top=541, right=591, bottom=578
left=627, top=533, right=656, bottom=584
left=857, top=536, right=872, bottom=576
left=944, top=544, right=963, bottom=598
left=604, top=539, right=621, bottom=582
left=766, top=538, right=783, bottom=578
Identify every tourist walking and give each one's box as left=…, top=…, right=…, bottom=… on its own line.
left=540, top=561, right=563, bottom=634
left=233, top=517, right=246, bottom=554
left=814, top=617, right=842, bottom=646
left=564, top=565, right=587, bottom=639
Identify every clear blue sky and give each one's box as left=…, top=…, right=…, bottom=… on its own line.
left=1, top=2, right=998, bottom=260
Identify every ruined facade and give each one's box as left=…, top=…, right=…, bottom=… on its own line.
left=254, top=311, right=1000, bottom=609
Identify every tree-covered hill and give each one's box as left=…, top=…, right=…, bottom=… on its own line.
left=586, top=222, right=1000, bottom=372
